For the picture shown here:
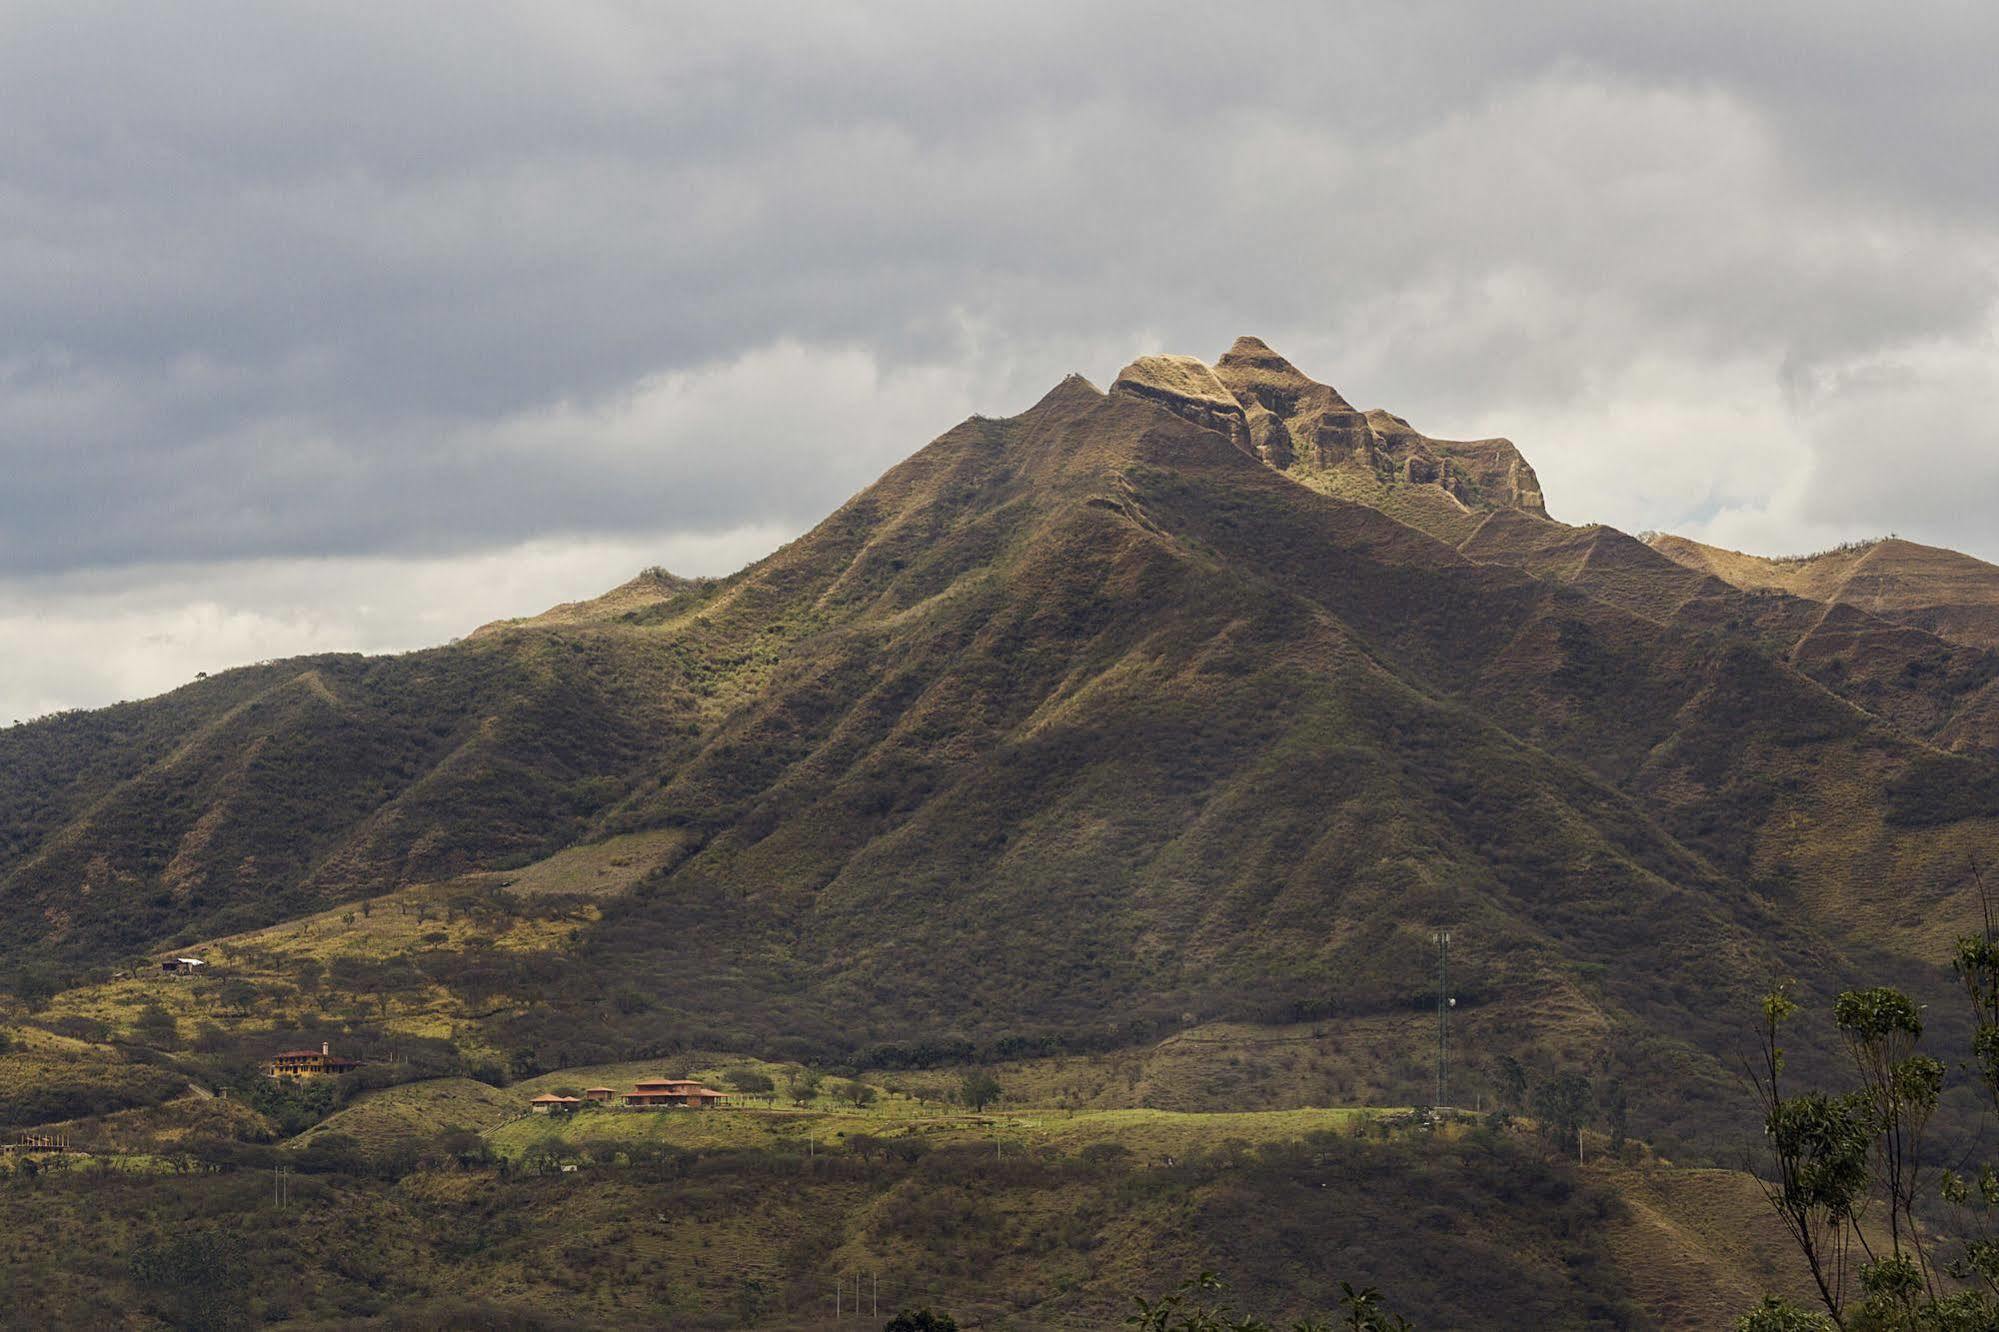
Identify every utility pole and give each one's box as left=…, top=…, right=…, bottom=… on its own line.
left=1434, top=930, right=1452, bottom=1110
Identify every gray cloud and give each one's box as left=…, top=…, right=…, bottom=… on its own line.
left=4, top=1, right=1999, bottom=713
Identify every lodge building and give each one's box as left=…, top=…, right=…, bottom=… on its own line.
left=524, top=1077, right=731, bottom=1114
left=267, top=1041, right=362, bottom=1079
left=622, top=1077, right=729, bottom=1108
left=529, top=1094, right=583, bottom=1115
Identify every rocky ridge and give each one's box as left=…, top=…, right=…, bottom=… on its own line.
left=1110, top=335, right=1547, bottom=518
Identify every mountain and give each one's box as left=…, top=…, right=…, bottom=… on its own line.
left=1649, top=532, right=1999, bottom=650
left=6, top=338, right=1999, bottom=1156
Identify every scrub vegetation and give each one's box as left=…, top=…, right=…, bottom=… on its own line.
left=11, top=341, right=1999, bottom=1326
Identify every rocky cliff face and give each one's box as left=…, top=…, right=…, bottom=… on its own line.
left=1108, top=336, right=1548, bottom=521
left=1108, top=354, right=1251, bottom=453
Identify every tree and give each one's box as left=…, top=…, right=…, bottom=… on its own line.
left=1122, top=1272, right=1407, bottom=1332
left=1493, top=1054, right=1528, bottom=1111
left=1734, top=1295, right=1835, bottom=1332
left=133, top=1002, right=180, bottom=1050
left=836, top=1079, right=878, bottom=1109
left=736, top=1277, right=773, bottom=1326
left=884, top=1311, right=959, bottom=1332
left=1339, top=1281, right=1415, bottom=1332
left=727, top=1068, right=774, bottom=1097
left=216, top=978, right=260, bottom=1016
left=1832, top=985, right=1943, bottom=1301
left=1601, top=1078, right=1629, bottom=1157
left=1530, top=1071, right=1593, bottom=1156
left=960, top=1070, right=1003, bottom=1113
left=10, top=965, right=58, bottom=1009
left=130, top=1229, right=247, bottom=1328
left=1745, top=946, right=1988, bottom=1325
left=791, top=1068, right=824, bottom=1106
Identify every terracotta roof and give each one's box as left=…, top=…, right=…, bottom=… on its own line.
left=530, top=1094, right=567, bottom=1103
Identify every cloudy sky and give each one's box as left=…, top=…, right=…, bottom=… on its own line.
left=5, top=2, right=1998, bottom=720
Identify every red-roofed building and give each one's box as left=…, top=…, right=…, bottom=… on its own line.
left=623, top=1077, right=729, bottom=1109
left=266, top=1041, right=361, bottom=1079
left=583, top=1087, right=615, bottom=1103
left=529, top=1094, right=583, bottom=1116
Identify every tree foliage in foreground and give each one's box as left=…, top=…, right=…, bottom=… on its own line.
left=883, top=1311, right=959, bottom=1332
left=1744, top=867, right=1999, bottom=1330
left=1124, top=1272, right=1413, bottom=1332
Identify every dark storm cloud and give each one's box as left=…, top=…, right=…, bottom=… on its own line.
left=2, top=2, right=1997, bottom=670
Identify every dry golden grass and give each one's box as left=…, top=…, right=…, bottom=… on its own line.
left=293, top=1076, right=519, bottom=1148
left=1111, top=354, right=1242, bottom=411
left=485, top=1094, right=1393, bottom=1163
left=1653, top=533, right=1999, bottom=649
left=883, top=1002, right=1608, bottom=1116
left=32, top=834, right=667, bottom=1054
left=1595, top=1161, right=1871, bottom=1331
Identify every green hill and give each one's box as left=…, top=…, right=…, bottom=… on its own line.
left=0, top=1087, right=1810, bottom=1330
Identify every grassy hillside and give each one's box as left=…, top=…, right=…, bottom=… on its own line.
left=0, top=1081, right=1816, bottom=1331
left=9, top=336, right=1999, bottom=1172
left=1650, top=533, right=1999, bottom=650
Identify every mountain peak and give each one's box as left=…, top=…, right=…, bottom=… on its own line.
left=1109, top=354, right=1241, bottom=412
left=1076, top=340, right=1551, bottom=527
left=1213, top=335, right=1354, bottom=414
left=1029, top=372, right=1106, bottom=413
left=1108, top=354, right=1250, bottom=450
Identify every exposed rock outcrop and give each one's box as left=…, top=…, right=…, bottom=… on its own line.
left=1213, top=335, right=1381, bottom=471
left=1208, top=335, right=1549, bottom=518
left=1365, top=410, right=1547, bottom=516
left=1109, top=355, right=1250, bottom=453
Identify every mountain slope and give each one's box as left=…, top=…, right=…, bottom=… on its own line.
left=1651, top=533, right=1999, bottom=651
left=6, top=339, right=1999, bottom=1155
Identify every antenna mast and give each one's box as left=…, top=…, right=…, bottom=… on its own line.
left=1434, top=930, right=1451, bottom=1109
